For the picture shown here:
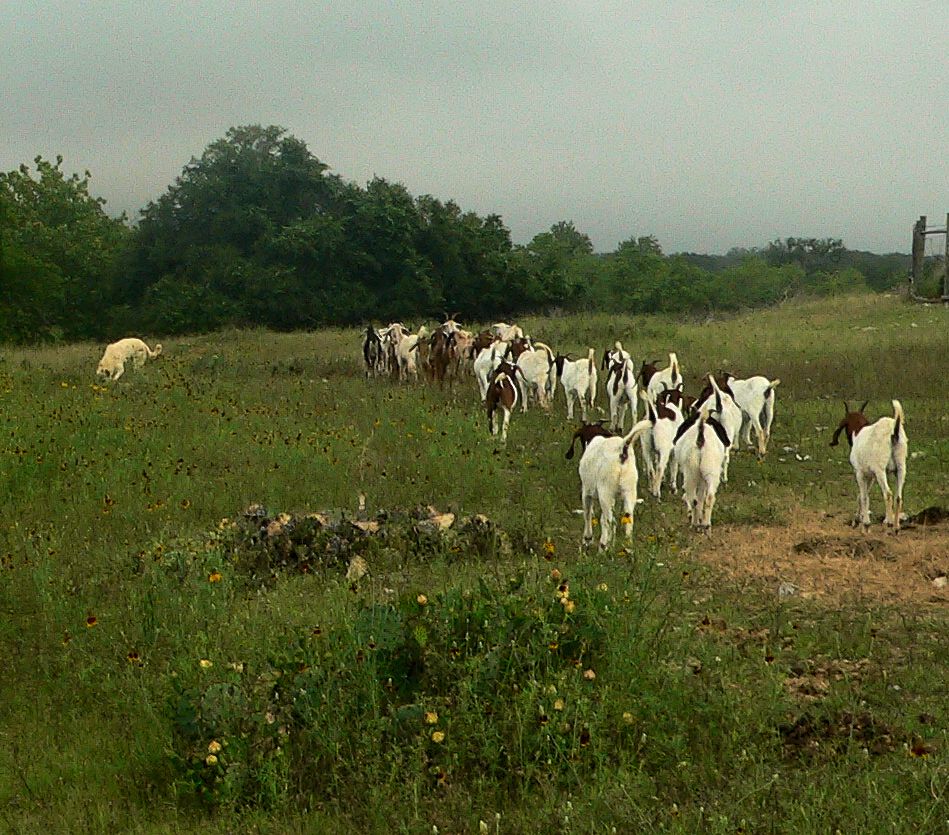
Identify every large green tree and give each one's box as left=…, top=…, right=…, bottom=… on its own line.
left=0, top=156, right=129, bottom=342
left=125, top=125, right=337, bottom=330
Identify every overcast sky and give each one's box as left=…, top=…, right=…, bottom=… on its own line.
left=3, top=1, right=946, bottom=253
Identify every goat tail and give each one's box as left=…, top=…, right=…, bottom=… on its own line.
left=535, top=341, right=555, bottom=364
left=891, top=399, right=904, bottom=443
left=619, top=419, right=652, bottom=464
left=767, top=378, right=781, bottom=393
left=696, top=407, right=712, bottom=450
left=669, top=352, right=680, bottom=386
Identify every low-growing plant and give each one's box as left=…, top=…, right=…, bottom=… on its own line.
left=165, top=569, right=649, bottom=809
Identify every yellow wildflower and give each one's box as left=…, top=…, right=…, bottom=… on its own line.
left=205, top=754, right=218, bottom=766
left=620, top=513, right=632, bottom=525
left=199, top=658, right=213, bottom=669
left=431, top=731, right=445, bottom=743
left=553, top=698, right=565, bottom=711
left=208, top=570, right=222, bottom=583
left=425, top=711, right=439, bottom=725
left=208, top=740, right=222, bottom=754
left=583, top=668, right=596, bottom=681
left=417, top=594, right=428, bottom=606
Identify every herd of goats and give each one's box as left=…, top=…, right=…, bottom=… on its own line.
left=361, top=317, right=909, bottom=547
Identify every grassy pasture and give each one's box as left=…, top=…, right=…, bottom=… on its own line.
left=0, top=293, right=947, bottom=833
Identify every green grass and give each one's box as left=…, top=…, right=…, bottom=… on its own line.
left=0, top=293, right=947, bottom=833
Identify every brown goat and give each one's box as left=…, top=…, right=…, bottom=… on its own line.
left=565, top=421, right=614, bottom=460
left=658, top=388, right=696, bottom=414
left=638, top=359, right=661, bottom=388
left=830, top=401, right=870, bottom=448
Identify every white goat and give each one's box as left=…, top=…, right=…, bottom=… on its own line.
left=491, top=322, right=524, bottom=342
left=726, top=375, right=781, bottom=456
left=395, top=326, right=428, bottom=381
left=605, top=356, right=639, bottom=431
left=578, top=418, right=653, bottom=549
left=673, top=409, right=731, bottom=531
left=473, top=341, right=509, bottom=401
left=378, top=323, right=409, bottom=375
left=556, top=349, right=598, bottom=421
left=515, top=342, right=555, bottom=411
left=642, top=352, right=683, bottom=401
left=830, top=400, right=908, bottom=531
left=96, top=338, right=162, bottom=381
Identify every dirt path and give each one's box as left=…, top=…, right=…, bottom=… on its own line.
left=684, top=509, right=949, bottom=607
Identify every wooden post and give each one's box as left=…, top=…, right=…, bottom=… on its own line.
left=910, top=215, right=926, bottom=292
left=944, top=212, right=949, bottom=305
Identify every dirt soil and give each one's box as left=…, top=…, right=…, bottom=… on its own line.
left=685, top=509, right=949, bottom=607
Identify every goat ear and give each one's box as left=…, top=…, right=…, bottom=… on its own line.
left=830, top=421, right=846, bottom=446
left=858, top=400, right=868, bottom=414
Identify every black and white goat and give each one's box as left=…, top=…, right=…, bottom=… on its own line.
left=641, top=391, right=685, bottom=499
left=555, top=349, right=598, bottom=421
left=605, top=356, right=638, bottom=431
left=672, top=408, right=731, bottom=531
left=694, top=375, right=742, bottom=482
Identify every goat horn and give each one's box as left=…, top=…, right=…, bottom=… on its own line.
left=858, top=400, right=869, bottom=413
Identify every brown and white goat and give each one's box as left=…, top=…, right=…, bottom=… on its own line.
left=577, top=418, right=653, bottom=549
left=639, top=352, right=682, bottom=401
left=486, top=361, right=521, bottom=443
left=830, top=400, right=908, bottom=531
left=727, top=375, right=781, bottom=456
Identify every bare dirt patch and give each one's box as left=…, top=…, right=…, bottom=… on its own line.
left=684, top=509, right=949, bottom=607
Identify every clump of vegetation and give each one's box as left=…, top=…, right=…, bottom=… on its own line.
left=147, top=504, right=520, bottom=590
left=167, top=570, right=629, bottom=810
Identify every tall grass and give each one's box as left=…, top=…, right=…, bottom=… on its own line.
left=0, top=294, right=946, bottom=832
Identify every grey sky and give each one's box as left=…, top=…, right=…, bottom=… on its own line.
left=3, top=1, right=946, bottom=253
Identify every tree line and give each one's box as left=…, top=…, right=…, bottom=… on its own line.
left=0, top=125, right=914, bottom=344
